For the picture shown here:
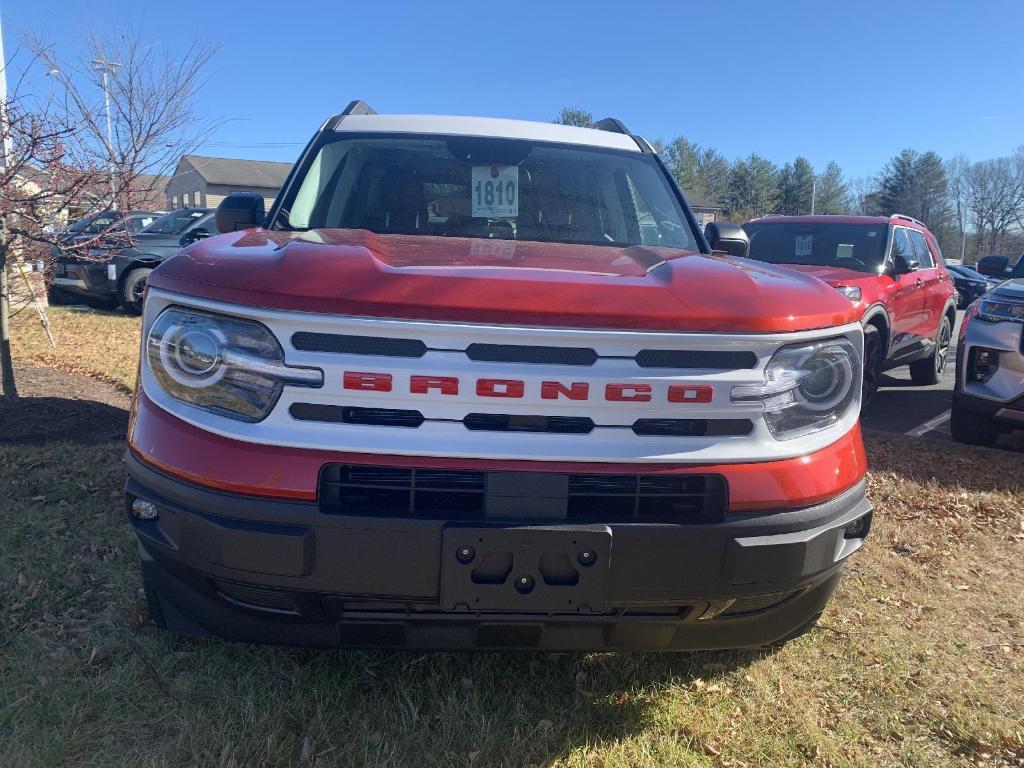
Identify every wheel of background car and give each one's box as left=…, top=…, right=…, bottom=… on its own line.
left=119, top=268, right=153, bottom=316
left=908, top=315, right=951, bottom=386
left=47, top=286, right=77, bottom=306
left=861, top=324, right=881, bottom=409
left=955, top=290, right=964, bottom=309
left=950, top=402, right=1000, bottom=447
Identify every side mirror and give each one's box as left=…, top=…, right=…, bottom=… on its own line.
left=215, top=192, right=266, bottom=234
left=976, top=255, right=1010, bottom=277
left=891, top=254, right=919, bottom=275
left=704, top=221, right=749, bottom=258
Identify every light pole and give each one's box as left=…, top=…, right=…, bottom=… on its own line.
left=91, top=58, right=121, bottom=210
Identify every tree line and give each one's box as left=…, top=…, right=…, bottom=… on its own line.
left=556, top=107, right=1024, bottom=261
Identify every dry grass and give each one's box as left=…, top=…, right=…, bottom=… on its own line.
left=1, top=432, right=1021, bottom=767
left=9, top=305, right=141, bottom=392
left=2, top=308, right=1023, bottom=767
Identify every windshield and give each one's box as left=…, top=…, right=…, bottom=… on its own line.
left=272, top=134, right=698, bottom=251
left=143, top=209, right=208, bottom=235
left=744, top=221, right=888, bottom=273
left=68, top=212, right=118, bottom=235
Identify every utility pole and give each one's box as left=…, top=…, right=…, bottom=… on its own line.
left=0, top=3, right=17, bottom=397
left=960, top=208, right=968, bottom=264
left=810, top=177, right=817, bottom=215
left=91, top=58, right=121, bottom=210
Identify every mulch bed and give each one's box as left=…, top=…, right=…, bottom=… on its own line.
left=0, top=362, right=130, bottom=445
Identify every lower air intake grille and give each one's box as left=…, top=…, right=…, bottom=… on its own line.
left=319, top=465, right=727, bottom=523
left=211, top=579, right=296, bottom=613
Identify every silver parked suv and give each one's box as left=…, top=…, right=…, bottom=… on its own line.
left=951, top=278, right=1024, bottom=445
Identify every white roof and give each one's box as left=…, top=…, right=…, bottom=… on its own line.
left=329, top=114, right=641, bottom=152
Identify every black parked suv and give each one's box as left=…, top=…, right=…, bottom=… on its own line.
left=51, top=208, right=217, bottom=314
left=948, top=264, right=999, bottom=308
left=50, top=210, right=160, bottom=305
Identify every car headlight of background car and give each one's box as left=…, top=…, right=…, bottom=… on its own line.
left=731, top=337, right=861, bottom=440
left=975, top=296, right=1024, bottom=323
left=833, top=285, right=862, bottom=303
left=146, top=307, right=322, bottom=422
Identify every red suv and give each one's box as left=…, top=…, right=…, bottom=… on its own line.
left=742, top=215, right=958, bottom=402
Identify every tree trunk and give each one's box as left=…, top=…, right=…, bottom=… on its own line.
left=0, top=238, right=18, bottom=399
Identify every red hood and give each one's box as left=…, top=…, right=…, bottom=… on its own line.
left=774, top=263, right=870, bottom=285
left=147, top=229, right=859, bottom=333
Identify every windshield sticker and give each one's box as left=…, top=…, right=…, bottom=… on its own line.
left=471, top=165, right=518, bottom=218
left=469, top=239, right=517, bottom=260
left=795, top=234, right=813, bottom=257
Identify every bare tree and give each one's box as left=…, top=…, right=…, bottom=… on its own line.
left=26, top=24, right=220, bottom=212
left=963, top=149, right=1024, bottom=255
left=1, top=86, right=107, bottom=398
left=1, top=24, right=220, bottom=398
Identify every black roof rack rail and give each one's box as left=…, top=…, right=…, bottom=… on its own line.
left=322, top=100, right=377, bottom=131
left=588, top=116, right=653, bottom=154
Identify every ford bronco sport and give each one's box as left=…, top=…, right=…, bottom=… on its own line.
left=125, top=102, right=872, bottom=651
left=743, top=215, right=958, bottom=404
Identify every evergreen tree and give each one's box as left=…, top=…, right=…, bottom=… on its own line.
left=779, top=157, right=814, bottom=214
left=815, top=161, right=849, bottom=214
left=554, top=107, right=593, bottom=127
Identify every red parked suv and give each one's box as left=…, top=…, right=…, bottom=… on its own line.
left=742, top=215, right=958, bottom=402
left=125, top=105, right=873, bottom=651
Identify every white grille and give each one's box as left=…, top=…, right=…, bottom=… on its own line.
left=142, top=288, right=862, bottom=463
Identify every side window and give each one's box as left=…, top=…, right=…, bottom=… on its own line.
left=890, top=227, right=914, bottom=266
left=908, top=229, right=934, bottom=268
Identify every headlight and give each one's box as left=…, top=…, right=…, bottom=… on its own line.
left=146, top=307, right=322, bottom=422
left=731, top=337, right=861, bottom=440
left=975, top=296, right=1024, bottom=323
left=834, top=285, right=862, bottom=303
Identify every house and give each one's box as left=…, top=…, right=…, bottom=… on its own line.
left=165, top=156, right=293, bottom=212
left=684, top=193, right=723, bottom=229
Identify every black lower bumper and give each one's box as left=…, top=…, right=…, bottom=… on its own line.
left=52, top=261, right=115, bottom=299
left=126, top=453, right=872, bottom=651
left=953, top=390, right=1024, bottom=429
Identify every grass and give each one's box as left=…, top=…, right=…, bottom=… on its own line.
left=10, top=305, right=142, bottom=391
left=2, top=439, right=1022, bottom=767
left=2, top=308, right=1023, bottom=767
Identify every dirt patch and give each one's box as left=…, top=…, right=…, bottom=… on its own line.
left=0, top=362, right=130, bottom=445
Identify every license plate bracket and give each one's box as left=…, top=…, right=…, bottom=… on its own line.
left=441, top=526, right=611, bottom=613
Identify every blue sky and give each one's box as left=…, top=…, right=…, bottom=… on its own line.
left=3, top=0, right=1023, bottom=179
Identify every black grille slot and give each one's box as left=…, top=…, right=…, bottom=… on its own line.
left=320, top=465, right=486, bottom=519
left=465, top=343, right=598, bottom=366
left=319, top=465, right=726, bottom=523
left=720, top=590, right=797, bottom=616
left=568, top=473, right=727, bottom=523
left=291, top=332, right=427, bottom=358
left=211, top=579, right=296, bottom=613
left=290, top=403, right=424, bottom=428
left=635, top=349, right=758, bottom=370
left=632, top=418, right=753, bottom=437
left=463, top=413, right=594, bottom=434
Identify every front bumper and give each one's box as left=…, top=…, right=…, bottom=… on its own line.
left=953, top=390, right=1024, bottom=430
left=126, top=452, right=872, bottom=651
left=52, top=259, right=116, bottom=297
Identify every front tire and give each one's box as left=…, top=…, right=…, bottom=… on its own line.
left=861, top=325, right=881, bottom=408
left=47, top=286, right=77, bottom=306
left=950, top=402, right=1000, bottom=447
left=118, top=268, right=152, bottom=316
left=909, top=315, right=951, bottom=385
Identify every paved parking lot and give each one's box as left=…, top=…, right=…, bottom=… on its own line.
left=861, top=310, right=1024, bottom=452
